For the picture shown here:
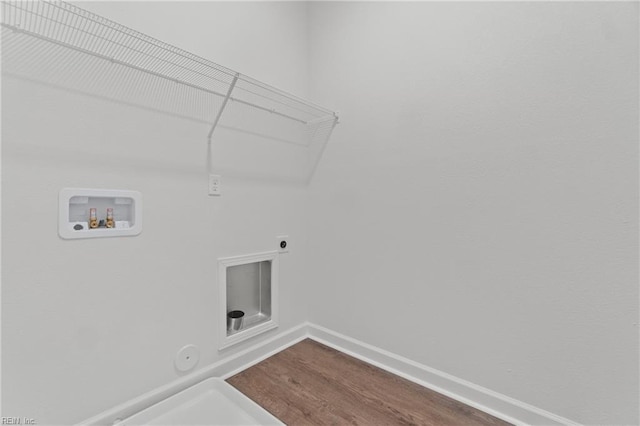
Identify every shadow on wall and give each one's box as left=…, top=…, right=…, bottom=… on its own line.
left=1, top=1, right=338, bottom=185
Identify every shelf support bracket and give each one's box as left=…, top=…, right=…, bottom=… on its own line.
left=207, top=73, right=240, bottom=174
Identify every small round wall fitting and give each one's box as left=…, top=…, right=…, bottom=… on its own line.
left=277, top=235, right=289, bottom=253
left=175, top=344, right=199, bottom=372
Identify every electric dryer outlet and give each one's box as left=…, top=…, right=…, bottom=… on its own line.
left=277, top=236, right=289, bottom=253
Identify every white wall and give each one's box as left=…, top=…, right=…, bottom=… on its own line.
left=2, top=2, right=312, bottom=424
left=306, top=2, right=638, bottom=425
left=3, top=2, right=638, bottom=425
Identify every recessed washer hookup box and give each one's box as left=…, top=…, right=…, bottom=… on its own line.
left=58, top=188, right=142, bottom=239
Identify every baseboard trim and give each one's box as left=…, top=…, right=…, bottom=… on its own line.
left=79, top=323, right=309, bottom=425
left=214, top=324, right=308, bottom=380
left=307, top=323, right=579, bottom=426
left=81, top=322, right=579, bottom=426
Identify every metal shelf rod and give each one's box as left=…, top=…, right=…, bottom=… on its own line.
left=2, top=0, right=340, bottom=175
left=2, top=22, right=325, bottom=125
left=1, top=23, right=230, bottom=100
left=208, top=73, right=239, bottom=141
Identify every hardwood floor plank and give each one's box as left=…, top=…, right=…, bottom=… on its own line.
left=227, top=339, right=511, bottom=426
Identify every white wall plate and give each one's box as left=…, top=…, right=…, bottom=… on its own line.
left=175, top=344, right=200, bottom=372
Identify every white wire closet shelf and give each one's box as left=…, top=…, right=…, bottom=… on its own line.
left=1, top=0, right=338, bottom=181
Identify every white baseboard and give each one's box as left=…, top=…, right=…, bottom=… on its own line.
left=306, top=323, right=580, bottom=426
left=214, top=324, right=308, bottom=380
left=79, top=323, right=308, bottom=426
left=81, top=322, right=579, bottom=426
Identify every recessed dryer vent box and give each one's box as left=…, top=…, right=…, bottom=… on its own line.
left=58, top=188, right=142, bottom=239
left=218, top=251, right=279, bottom=350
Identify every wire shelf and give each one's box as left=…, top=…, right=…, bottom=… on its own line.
left=1, top=0, right=338, bottom=169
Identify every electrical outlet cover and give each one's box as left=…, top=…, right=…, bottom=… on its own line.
left=208, top=174, right=221, bottom=196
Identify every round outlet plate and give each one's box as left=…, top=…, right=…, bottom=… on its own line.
left=175, top=344, right=199, bottom=372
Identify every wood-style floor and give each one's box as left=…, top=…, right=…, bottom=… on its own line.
left=226, top=339, right=511, bottom=426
